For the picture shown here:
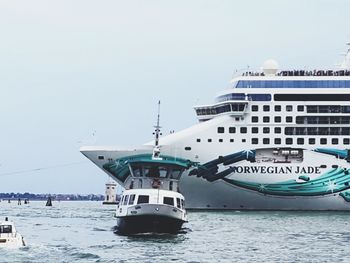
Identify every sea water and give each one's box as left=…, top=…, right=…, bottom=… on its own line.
left=1, top=201, right=350, bottom=263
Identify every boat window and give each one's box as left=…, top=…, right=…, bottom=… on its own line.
left=128, top=194, right=135, bottom=205
left=286, top=116, right=293, bottom=123
left=170, top=169, right=183, bottom=179
left=332, top=138, right=338, bottom=145
left=274, top=127, right=281, bottom=133
left=274, top=138, right=281, bottom=144
left=263, top=138, right=270, bottom=144
left=120, top=195, right=124, bottom=205
left=344, top=138, right=350, bottom=145
left=176, top=198, right=181, bottom=208
left=217, top=127, right=224, bottom=133
left=208, top=139, right=212, bottom=142
left=123, top=195, right=129, bottom=205
left=297, top=138, right=304, bottom=145
left=286, top=138, right=293, bottom=145
left=132, top=166, right=142, bottom=177
left=252, top=116, right=258, bottom=123
left=309, top=138, right=315, bottom=145
left=181, top=199, right=185, bottom=209
left=230, top=139, right=234, bottom=143
left=252, top=138, right=258, bottom=144
left=184, top=147, right=191, bottom=151
left=263, top=105, right=270, bottom=112
left=240, top=127, right=247, bottom=133
left=320, top=138, right=327, bottom=145
left=252, top=105, right=258, bottom=112
left=252, top=127, right=258, bottom=133
left=274, top=105, right=281, bottom=112
left=286, top=105, right=293, bottom=112
left=274, top=116, right=281, bottom=123
left=196, top=138, right=201, bottom=142
left=158, top=167, right=168, bottom=178
left=229, top=127, right=236, bottom=133
left=297, top=105, right=304, bottom=112
left=137, top=195, right=149, bottom=204
left=263, top=127, right=270, bottom=134
left=0, top=225, right=12, bottom=234
left=218, top=139, right=223, bottom=143
left=163, top=197, right=174, bottom=206
left=275, top=94, right=350, bottom=101
left=263, top=116, right=270, bottom=123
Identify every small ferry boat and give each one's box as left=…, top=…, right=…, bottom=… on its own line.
left=115, top=102, right=193, bottom=234
left=0, top=218, right=25, bottom=248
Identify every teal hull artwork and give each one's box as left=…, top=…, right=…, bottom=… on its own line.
left=223, top=168, right=350, bottom=197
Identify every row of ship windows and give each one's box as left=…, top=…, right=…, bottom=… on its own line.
left=252, top=105, right=303, bottom=112
left=251, top=116, right=293, bottom=123
left=236, top=80, right=350, bottom=89
left=296, top=116, right=350, bottom=124
left=217, top=126, right=350, bottom=135
left=193, top=138, right=350, bottom=145
left=252, top=105, right=350, bottom=113
left=251, top=138, right=350, bottom=145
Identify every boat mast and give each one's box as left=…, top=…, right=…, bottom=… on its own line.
left=152, top=100, right=162, bottom=160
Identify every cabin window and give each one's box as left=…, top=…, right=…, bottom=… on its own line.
left=240, top=127, right=247, bottom=133
left=181, top=199, right=185, bottom=209
left=286, top=138, right=293, bottom=145
left=252, top=127, right=258, bottom=133
left=163, top=197, right=174, bottom=206
left=158, top=167, right=168, bottom=178
left=196, top=138, right=201, bottom=142
left=217, top=127, right=225, bottom=133
left=176, top=198, right=181, bottom=208
left=263, top=138, right=270, bottom=144
left=274, top=138, right=281, bottom=144
left=332, top=138, right=338, bottom=145
left=123, top=195, right=129, bottom=205
left=274, top=116, right=281, bottom=123
left=208, top=139, right=212, bottom=142
left=274, top=127, right=281, bottom=134
left=286, top=116, right=293, bottom=123
left=252, top=105, right=259, bottom=112
left=297, top=105, right=304, bottom=112
left=230, top=139, right=234, bottom=143
left=286, top=105, right=293, bottom=112
left=128, top=194, right=135, bottom=205
left=263, top=127, right=270, bottom=134
left=137, top=195, right=149, bottom=204
left=252, top=116, right=259, bottom=123
left=185, top=147, right=191, bottom=151
left=344, top=138, right=350, bottom=145
left=98, top=155, right=104, bottom=160
left=219, top=139, right=223, bottom=143
left=320, top=138, right=327, bottom=145
left=263, top=116, right=270, bottom=123
left=229, top=127, right=236, bottom=133
left=252, top=138, right=258, bottom=144
left=170, top=168, right=183, bottom=179
left=274, top=105, right=281, bottom=112
left=242, top=139, right=246, bottom=143
left=263, top=105, right=270, bottom=112
left=309, top=138, right=315, bottom=145
left=0, top=225, right=12, bottom=234
left=297, top=138, right=304, bottom=145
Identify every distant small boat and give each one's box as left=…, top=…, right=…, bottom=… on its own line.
left=46, top=197, right=52, bottom=206
left=0, top=217, right=25, bottom=248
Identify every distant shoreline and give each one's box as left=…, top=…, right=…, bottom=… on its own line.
left=0, top=192, right=104, bottom=201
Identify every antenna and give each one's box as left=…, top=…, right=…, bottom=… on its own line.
left=154, top=100, right=161, bottom=147
left=152, top=101, right=162, bottom=160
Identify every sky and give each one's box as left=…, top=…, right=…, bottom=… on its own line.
left=0, top=0, right=349, bottom=194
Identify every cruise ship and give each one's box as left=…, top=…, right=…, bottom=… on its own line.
left=81, top=45, right=350, bottom=210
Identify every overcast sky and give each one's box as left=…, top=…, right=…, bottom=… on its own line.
left=0, top=0, right=349, bottom=194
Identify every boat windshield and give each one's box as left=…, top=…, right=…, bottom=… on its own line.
left=0, top=225, right=12, bottom=234
left=130, top=164, right=184, bottom=179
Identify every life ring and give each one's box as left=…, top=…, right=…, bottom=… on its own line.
left=152, top=179, right=161, bottom=188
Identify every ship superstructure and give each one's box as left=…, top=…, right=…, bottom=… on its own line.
left=81, top=46, right=350, bottom=210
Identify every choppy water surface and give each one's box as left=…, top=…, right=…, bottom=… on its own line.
left=1, top=201, right=350, bottom=262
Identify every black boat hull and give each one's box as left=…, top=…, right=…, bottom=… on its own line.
left=116, top=215, right=185, bottom=235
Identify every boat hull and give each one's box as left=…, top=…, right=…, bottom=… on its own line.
left=116, top=215, right=185, bottom=235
